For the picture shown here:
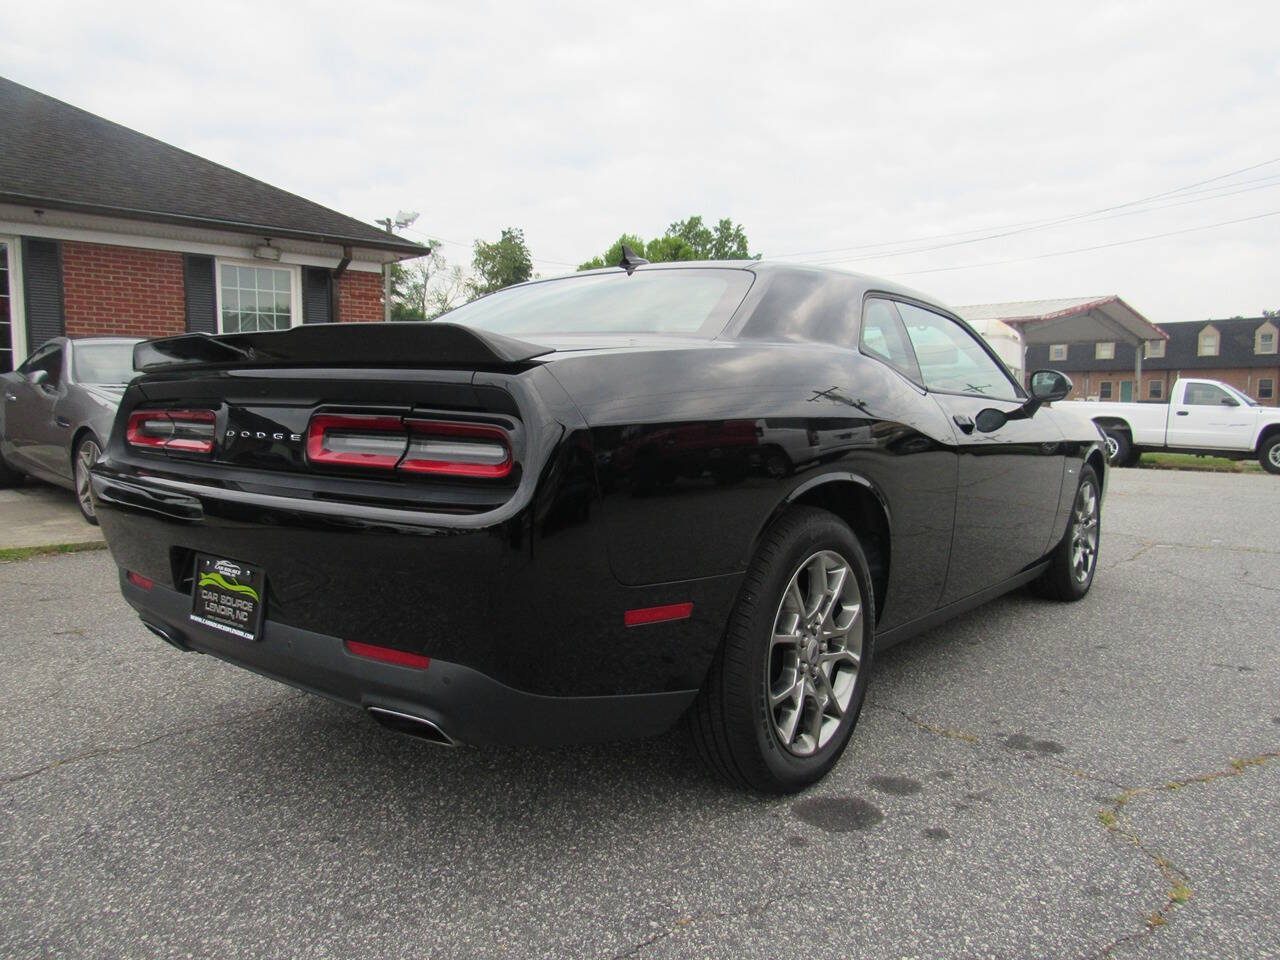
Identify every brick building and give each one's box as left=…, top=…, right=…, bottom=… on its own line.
left=0, top=76, right=424, bottom=372
left=1023, top=315, right=1279, bottom=406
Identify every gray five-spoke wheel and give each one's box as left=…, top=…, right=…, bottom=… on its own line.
left=75, top=438, right=100, bottom=520
left=1070, top=477, right=1099, bottom=584
left=1269, top=444, right=1280, bottom=471
left=1103, top=435, right=1119, bottom=462
left=767, top=550, right=863, bottom=757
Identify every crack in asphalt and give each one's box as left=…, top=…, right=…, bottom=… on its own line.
left=1088, top=752, right=1279, bottom=959
left=611, top=817, right=788, bottom=958
left=0, top=692, right=307, bottom=787
left=874, top=705, right=1280, bottom=959
left=611, top=880, right=785, bottom=959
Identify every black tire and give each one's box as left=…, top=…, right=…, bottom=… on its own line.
left=72, top=434, right=102, bottom=525
left=0, top=447, right=22, bottom=487
left=1031, top=464, right=1101, bottom=601
left=1102, top=428, right=1131, bottom=468
left=689, top=506, right=876, bottom=793
left=1260, top=435, right=1280, bottom=475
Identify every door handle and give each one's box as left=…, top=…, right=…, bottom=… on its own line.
left=1175, top=410, right=1189, bottom=416
left=55, top=416, right=71, bottom=428
left=952, top=414, right=975, bottom=434
left=3, top=392, right=15, bottom=402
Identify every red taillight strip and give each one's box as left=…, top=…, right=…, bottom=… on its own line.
left=126, top=408, right=216, bottom=454
left=307, top=414, right=408, bottom=468
left=345, top=640, right=432, bottom=669
left=400, top=420, right=513, bottom=478
left=126, top=570, right=155, bottom=590
left=624, top=602, right=694, bottom=627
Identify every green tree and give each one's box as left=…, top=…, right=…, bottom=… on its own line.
left=577, top=215, right=757, bottom=270
left=390, top=246, right=447, bottom=321
left=469, top=228, right=533, bottom=297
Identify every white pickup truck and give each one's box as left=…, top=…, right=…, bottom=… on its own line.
left=1058, top=377, right=1280, bottom=474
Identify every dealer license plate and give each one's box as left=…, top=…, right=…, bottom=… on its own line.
left=190, top=554, right=266, bottom=641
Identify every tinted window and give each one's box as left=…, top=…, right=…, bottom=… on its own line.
left=73, top=342, right=139, bottom=385
left=736, top=271, right=863, bottom=345
left=860, top=298, right=921, bottom=383
left=897, top=302, right=1019, bottom=401
left=442, top=268, right=753, bottom=336
left=1183, top=382, right=1234, bottom=406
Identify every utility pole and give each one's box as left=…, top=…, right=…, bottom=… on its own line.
left=376, top=211, right=419, bottom=323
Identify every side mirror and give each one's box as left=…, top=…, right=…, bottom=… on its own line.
left=1028, top=369, right=1072, bottom=403
left=974, top=369, right=1073, bottom=433
left=974, top=408, right=1008, bottom=433
left=27, top=369, right=49, bottom=388
left=1219, top=396, right=1239, bottom=407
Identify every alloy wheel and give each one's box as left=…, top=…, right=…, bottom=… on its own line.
left=1270, top=444, right=1280, bottom=470
left=1070, top=478, right=1099, bottom=583
left=767, top=550, right=863, bottom=757
left=1104, top=435, right=1119, bottom=463
left=76, top=439, right=100, bottom=519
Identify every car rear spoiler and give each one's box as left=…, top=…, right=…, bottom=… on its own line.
left=133, top=323, right=554, bottom=372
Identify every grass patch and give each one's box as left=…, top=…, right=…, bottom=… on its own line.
left=1137, top=452, right=1261, bottom=473
left=0, top=541, right=108, bottom=563
left=1097, top=809, right=1118, bottom=830
left=1169, top=884, right=1192, bottom=905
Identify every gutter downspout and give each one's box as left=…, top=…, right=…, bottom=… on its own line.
left=330, top=246, right=352, bottom=323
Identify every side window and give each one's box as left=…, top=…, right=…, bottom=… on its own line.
left=1183, top=382, right=1233, bottom=406
left=896, top=302, right=1020, bottom=401
left=860, top=298, right=922, bottom=383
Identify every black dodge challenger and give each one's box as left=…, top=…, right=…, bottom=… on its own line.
left=92, top=261, right=1106, bottom=792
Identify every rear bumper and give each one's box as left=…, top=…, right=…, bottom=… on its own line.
left=121, top=571, right=697, bottom=746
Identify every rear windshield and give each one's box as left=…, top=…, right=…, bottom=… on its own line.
left=440, top=268, right=754, bottom=337
left=73, top=342, right=138, bottom=385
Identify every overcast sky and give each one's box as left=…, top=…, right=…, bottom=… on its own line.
left=3, top=1, right=1277, bottom=323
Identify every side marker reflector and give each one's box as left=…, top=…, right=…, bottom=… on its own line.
left=127, top=571, right=155, bottom=590
left=345, top=640, right=432, bottom=669
left=624, top=602, right=694, bottom=627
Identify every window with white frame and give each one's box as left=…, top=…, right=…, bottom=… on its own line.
left=1098, top=381, right=1113, bottom=399
left=1257, top=325, right=1277, bottom=355
left=218, top=262, right=297, bottom=333
left=1049, top=344, right=1067, bottom=362
left=1198, top=326, right=1219, bottom=357
left=1259, top=378, right=1275, bottom=401
left=1095, top=341, right=1115, bottom=360
left=1144, top=339, right=1165, bottom=358
left=1148, top=379, right=1163, bottom=399
left=0, top=240, right=12, bottom=372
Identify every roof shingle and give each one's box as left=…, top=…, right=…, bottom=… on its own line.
left=0, top=76, right=424, bottom=256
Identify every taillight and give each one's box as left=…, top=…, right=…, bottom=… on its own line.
left=400, top=420, right=512, bottom=479
left=307, top=414, right=407, bottom=468
left=305, top=414, right=513, bottom=479
left=126, top=570, right=155, bottom=590
left=127, top=408, right=216, bottom=455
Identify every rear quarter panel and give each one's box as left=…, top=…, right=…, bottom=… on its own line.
left=547, top=342, right=959, bottom=630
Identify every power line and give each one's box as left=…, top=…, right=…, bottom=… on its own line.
left=765, top=156, right=1280, bottom=260
left=882, top=209, right=1280, bottom=278
left=806, top=178, right=1280, bottom=267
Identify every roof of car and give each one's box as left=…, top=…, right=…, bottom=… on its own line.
left=553, top=259, right=958, bottom=316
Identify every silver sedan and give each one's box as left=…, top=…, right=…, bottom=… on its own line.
left=0, top=337, right=142, bottom=523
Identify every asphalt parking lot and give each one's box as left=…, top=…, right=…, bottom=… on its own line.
left=1, top=469, right=1277, bottom=959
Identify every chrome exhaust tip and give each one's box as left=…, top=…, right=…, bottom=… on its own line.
left=366, top=706, right=455, bottom=747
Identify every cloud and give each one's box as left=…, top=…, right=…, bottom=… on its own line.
left=2, top=0, right=1277, bottom=320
